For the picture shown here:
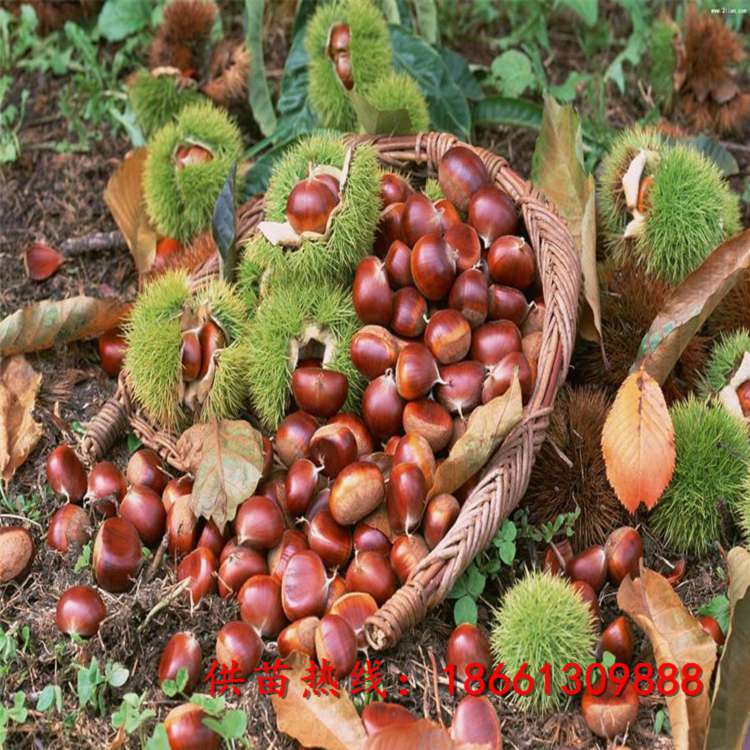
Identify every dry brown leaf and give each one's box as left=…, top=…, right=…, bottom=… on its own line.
left=0, top=297, right=129, bottom=357
left=103, top=147, right=158, bottom=274
left=618, top=565, right=717, bottom=750
left=531, top=95, right=601, bottom=343
left=428, top=374, right=523, bottom=501
left=705, top=547, right=750, bottom=750
left=0, top=356, right=43, bottom=483
left=632, top=227, right=750, bottom=384
left=271, top=652, right=367, bottom=750
left=601, top=368, right=675, bottom=513
left=177, top=418, right=264, bottom=532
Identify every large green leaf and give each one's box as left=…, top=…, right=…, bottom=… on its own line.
left=440, top=48, right=483, bottom=101
left=97, top=0, right=151, bottom=42
left=414, top=0, right=438, bottom=43
left=473, top=96, right=543, bottom=131
left=559, top=0, right=598, bottom=26
left=244, top=0, right=277, bottom=137
left=212, top=163, right=237, bottom=280
left=389, top=25, right=470, bottom=140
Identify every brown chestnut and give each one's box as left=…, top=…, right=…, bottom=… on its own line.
left=292, top=367, right=348, bottom=418
left=325, top=574, right=347, bottom=612
left=449, top=268, right=489, bottom=328
left=450, top=695, right=502, bottom=750
left=570, top=579, right=600, bottom=620
left=176, top=547, right=217, bottom=605
left=234, top=495, right=285, bottom=550
left=380, top=173, right=413, bottom=206
left=159, top=631, right=201, bottom=692
left=327, top=413, right=374, bottom=456
left=434, top=198, right=462, bottom=233
left=482, top=351, right=533, bottom=404
left=385, top=240, right=413, bottom=288
left=238, top=574, right=287, bottom=637
left=567, top=545, right=607, bottom=593
left=581, top=679, right=639, bottom=739
left=164, top=703, right=220, bottom=750
left=392, top=433, right=436, bottom=488
left=435, top=360, right=485, bottom=415
left=423, top=493, right=460, bottom=549
left=468, top=185, right=518, bottom=246
left=278, top=616, right=319, bottom=658
left=424, top=309, right=471, bottom=365
left=487, top=235, right=535, bottom=289
left=286, top=173, right=339, bottom=234
left=275, top=410, right=318, bottom=467
left=284, top=458, right=322, bottom=517
left=387, top=462, right=427, bottom=535
left=218, top=545, right=268, bottom=598
left=438, top=146, right=489, bottom=212
left=216, top=620, right=263, bottom=676
left=56, top=585, right=106, bottom=637
left=161, top=475, right=193, bottom=513
left=353, top=522, right=391, bottom=556
left=281, top=549, right=329, bottom=620
left=470, top=320, right=522, bottom=367
left=86, top=461, right=127, bottom=505
left=329, top=591, right=377, bottom=648
left=353, top=256, right=394, bottom=326
left=390, top=286, right=428, bottom=338
left=315, top=614, right=357, bottom=677
left=308, top=509, right=353, bottom=569
left=699, top=615, right=725, bottom=646
left=390, top=533, right=428, bottom=584
left=445, top=223, right=481, bottom=273
left=350, top=325, right=400, bottom=381
left=126, top=449, right=167, bottom=494
left=93, top=517, right=142, bottom=592
left=411, top=234, right=456, bottom=301
left=601, top=616, right=634, bottom=663
left=47, top=503, right=91, bottom=553
left=181, top=330, right=202, bottom=382
left=362, top=372, right=405, bottom=440
left=488, top=284, right=529, bottom=325
left=402, top=399, right=453, bottom=454
left=604, top=527, right=643, bottom=585
left=166, top=495, right=198, bottom=557
left=309, top=423, right=358, bottom=478
left=329, top=461, right=385, bottom=526
left=98, top=327, right=127, bottom=377
left=402, top=193, right=442, bottom=246
left=374, top=201, right=406, bottom=257
left=268, top=528, right=309, bottom=581
left=395, top=344, right=443, bottom=401
left=345, top=550, right=398, bottom=605
left=195, top=519, right=226, bottom=560
left=446, top=623, right=492, bottom=681
left=46, top=445, right=87, bottom=502
left=120, top=484, right=166, bottom=547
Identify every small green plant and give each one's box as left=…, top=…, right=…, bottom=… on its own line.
left=36, top=684, right=64, bottom=714
left=74, top=542, right=93, bottom=573
left=0, top=692, right=27, bottom=747
left=76, top=657, right=129, bottom=715
left=513, top=507, right=581, bottom=546
left=161, top=667, right=189, bottom=698
left=654, top=707, right=672, bottom=735
left=698, top=595, right=730, bottom=635
left=111, top=692, right=156, bottom=738
left=0, top=75, right=28, bottom=163
left=190, top=694, right=250, bottom=748
left=0, top=625, right=30, bottom=679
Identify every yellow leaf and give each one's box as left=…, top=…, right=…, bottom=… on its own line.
left=601, top=368, right=675, bottom=512
left=618, top=566, right=716, bottom=750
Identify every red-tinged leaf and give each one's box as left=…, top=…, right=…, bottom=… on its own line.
left=271, top=652, right=367, bottom=750
left=103, top=147, right=158, bottom=274
left=601, top=368, right=675, bottom=512
left=0, top=297, right=130, bottom=356
left=618, top=565, right=716, bottom=750
left=23, top=242, right=63, bottom=281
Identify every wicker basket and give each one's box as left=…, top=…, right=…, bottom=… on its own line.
left=81, top=131, right=580, bottom=650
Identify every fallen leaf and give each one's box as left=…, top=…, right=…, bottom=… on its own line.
left=103, top=147, right=158, bottom=274
left=428, top=374, right=523, bottom=500
left=601, top=368, right=675, bottom=513
left=705, top=547, right=750, bottom=750
left=618, top=565, right=717, bottom=750
left=271, top=652, right=367, bottom=750
left=177, top=418, right=264, bottom=532
left=0, top=297, right=129, bottom=357
left=0, top=356, right=43, bottom=483
left=632, top=227, right=750, bottom=384
left=531, top=95, right=602, bottom=343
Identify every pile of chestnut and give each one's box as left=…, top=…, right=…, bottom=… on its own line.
left=352, top=145, right=544, bottom=449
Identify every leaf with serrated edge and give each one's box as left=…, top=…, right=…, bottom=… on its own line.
left=0, top=297, right=129, bottom=357
left=103, top=148, right=158, bottom=273
left=532, top=96, right=601, bottom=343
left=271, top=652, right=366, bottom=750
left=705, top=547, right=750, bottom=750
left=601, top=368, right=674, bottom=512
left=428, top=374, right=523, bottom=501
left=177, top=419, right=264, bottom=532
left=618, top=566, right=716, bottom=750
left=0, top=356, right=43, bottom=482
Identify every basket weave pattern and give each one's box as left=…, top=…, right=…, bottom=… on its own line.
left=80, top=132, right=580, bottom=650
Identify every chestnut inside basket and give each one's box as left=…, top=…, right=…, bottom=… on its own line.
left=81, top=131, right=580, bottom=650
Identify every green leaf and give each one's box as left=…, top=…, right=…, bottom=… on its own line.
left=97, top=0, right=151, bottom=42
left=161, top=679, right=178, bottom=698
left=9, top=692, right=26, bottom=723
left=448, top=575, right=468, bottom=600
left=145, top=724, right=170, bottom=750
left=211, top=162, right=238, bottom=281
left=414, top=0, right=437, bottom=43
left=190, top=693, right=226, bottom=716
left=389, top=25, right=470, bottom=140
left=348, top=90, right=413, bottom=136
left=36, top=685, right=62, bottom=713
left=548, top=71, right=589, bottom=103
left=454, top=595, right=478, bottom=625
left=699, top=595, right=731, bottom=636
left=74, top=542, right=91, bottom=573
left=106, top=662, right=129, bottom=688
left=502, top=520, right=517, bottom=541
left=466, top=565, right=486, bottom=598
left=490, top=50, right=536, bottom=99
left=205, top=709, right=248, bottom=739
left=473, top=96, right=543, bottom=131
left=439, top=48, right=483, bottom=101
left=682, top=135, right=739, bottom=178
left=498, top=540, right=516, bottom=566
left=558, top=0, right=598, bottom=26
left=175, top=667, right=189, bottom=693
left=601, top=650, right=616, bottom=669
left=244, top=0, right=277, bottom=137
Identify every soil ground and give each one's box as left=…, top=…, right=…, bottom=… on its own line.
left=1, top=3, right=749, bottom=749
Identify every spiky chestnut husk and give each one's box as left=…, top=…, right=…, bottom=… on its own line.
left=239, top=133, right=380, bottom=300
left=490, top=571, right=597, bottom=715
left=128, top=71, right=205, bottom=138
left=245, top=280, right=365, bottom=431
left=124, top=271, right=251, bottom=430
left=572, top=262, right=709, bottom=402
left=149, top=0, right=217, bottom=71
left=143, top=102, right=243, bottom=245
left=650, top=18, right=679, bottom=111
left=521, top=387, right=628, bottom=549
left=598, top=125, right=664, bottom=258
left=202, top=41, right=251, bottom=107
left=363, top=71, right=430, bottom=134
left=305, top=0, right=392, bottom=131
left=638, top=145, right=740, bottom=286
left=698, top=329, right=750, bottom=397
left=650, top=397, right=750, bottom=556
left=423, top=176, right=444, bottom=202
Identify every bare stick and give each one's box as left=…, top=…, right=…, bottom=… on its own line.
left=60, top=230, right=126, bottom=256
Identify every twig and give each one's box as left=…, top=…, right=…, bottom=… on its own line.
left=144, top=536, right=168, bottom=583
left=60, top=230, right=126, bottom=256
left=139, top=579, right=190, bottom=631
left=428, top=648, right=444, bottom=727
left=720, top=139, right=750, bottom=155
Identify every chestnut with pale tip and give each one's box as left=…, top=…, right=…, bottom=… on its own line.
left=392, top=433, right=436, bottom=489
left=345, top=550, right=398, bottom=605
left=445, top=223, right=482, bottom=273
left=47, top=503, right=91, bottom=553
left=387, top=462, right=427, bottom=535
left=216, top=620, right=263, bottom=676
left=353, top=256, right=394, bottom=326
left=329, top=591, right=377, bottom=648
left=286, top=172, right=339, bottom=235
left=176, top=547, right=217, bottom=606
left=274, top=410, right=318, bottom=467
left=410, top=234, right=457, bottom=301
left=46, top=445, right=87, bottom=502
left=126, top=448, right=167, bottom=494
left=350, top=325, right=400, bottom=381
left=308, top=423, right=358, bottom=478
left=468, top=185, right=518, bottom=246
left=402, top=399, right=453, bottom=454
left=450, top=695, right=502, bottom=750
left=581, top=679, right=639, bottom=739
left=164, top=703, right=220, bottom=750
left=395, top=344, right=443, bottom=401
left=315, top=614, right=357, bottom=677
left=158, top=632, right=202, bottom=693
left=238, top=574, right=287, bottom=638
left=92, top=517, right=142, bottom=592
left=390, top=534, right=428, bottom=584
left=277, top=616, right=319, bottom=658
left=281, top=549, right=330, bottom=621
left=56, top=585, right=106, bottom=637
left=362, top=372, right=405, bottom=440
left=424, top=309, right=472, bottom=365
left=438, top=145, right=489, bottom=212
left=292, top=366, right=348, bottom=418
